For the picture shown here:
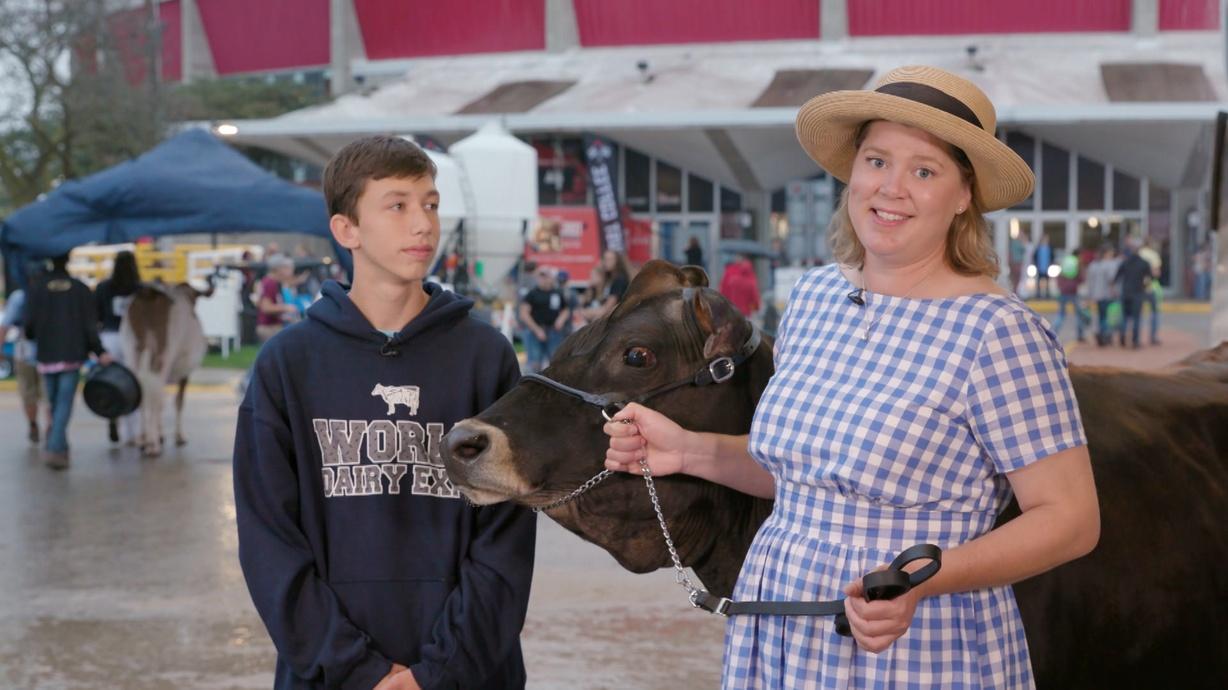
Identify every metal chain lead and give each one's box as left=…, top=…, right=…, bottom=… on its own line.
left=532, top=469, right=613, bottom=513
left=638, top=456, right=701, bottom=602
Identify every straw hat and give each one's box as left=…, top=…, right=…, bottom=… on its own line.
left=795, top=65, right=1034, bottom=212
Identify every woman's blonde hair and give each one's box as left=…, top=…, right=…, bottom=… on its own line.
left=826, top=122, right=1000, bottom=277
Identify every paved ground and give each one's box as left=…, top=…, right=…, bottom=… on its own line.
left=0, top=388, right=723, bottom=690
left=0, top=299, right=1213, bottom=689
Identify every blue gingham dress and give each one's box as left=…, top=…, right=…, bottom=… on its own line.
left=724, top=265, right=1086, bottom=689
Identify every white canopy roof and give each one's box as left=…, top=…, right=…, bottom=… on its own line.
left=216, top=31, right=1228, bottom=191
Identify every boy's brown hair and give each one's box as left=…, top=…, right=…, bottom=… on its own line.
left=323, top=135, right=437, bottom=221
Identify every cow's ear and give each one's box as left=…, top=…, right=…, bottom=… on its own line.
left=692, top=289, right=752, bottom=359
left=610, top=260, right=687, bottom=319
left=678, top=266, right=709, bottom=288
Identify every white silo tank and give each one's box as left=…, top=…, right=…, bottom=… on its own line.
left=422, top=147, right=469, bottom=259
left=448, top=121, right=538, bottom=293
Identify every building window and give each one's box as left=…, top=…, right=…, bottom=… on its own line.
left=688, top=173, right=714, bottom=213
left=656, top=161, right=682, bottom=213
left=1041, top=220, right=1067, bottom=254
left=771, top=188, right=786, bottom=213
left=533, top=137, right=590, bottom=207
left=624, top=148, right=651, bottom=213
left=1149, top=183, right=1171, bottom=240
left=1113, top=169, right=1140, bottom=211
left=1007, top=132, right=1035, bottom=210
left=1041, top=143, right=1069, bottom=211
left=721, top=186, right=742, bottom=212
left=1077, top=156, right=1105, bottom=211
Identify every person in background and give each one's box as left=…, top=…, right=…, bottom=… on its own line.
left=1085, top=244, right=1121, bottom=346
left=718, top=253, right=762, bottom=318
left=255, top=254, right=301, bottom=344
left=1137, top=237, right=1163, bottom=345
left=1051, top=248, right=1090, bottom=343
left=1192, top=242, right=1211, bottom=300
left=518, top=266, right=570, bottom=374
left=1031, top=233, right=1052, bottom=299
left=95, top=250, right=141, bottom=444
left=684, top=236, right=705, bottom=270
left=1, top=262, right=47, bottom=444
left=1115, top=237, right=1152, bottom=349
left=25, top=254, right=112, bottom=469
left=581, top=250, right=631, bottom=321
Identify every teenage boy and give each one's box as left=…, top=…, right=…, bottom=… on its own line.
left=234, top=135, right=536, bottom=690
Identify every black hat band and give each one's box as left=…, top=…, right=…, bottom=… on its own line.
left=874, top=82, right=983, bottom=130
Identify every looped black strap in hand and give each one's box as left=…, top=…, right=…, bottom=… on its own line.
left=692, top=544, right=941, bottom=638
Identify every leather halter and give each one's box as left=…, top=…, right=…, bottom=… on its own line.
left=520, top=293, right=763, bottom=421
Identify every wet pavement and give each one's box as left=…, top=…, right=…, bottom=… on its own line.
left=0, top=302, right=1213, bottom=689
left=0, top=385, right=723, bottom=689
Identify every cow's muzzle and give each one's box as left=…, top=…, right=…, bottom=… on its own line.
left=441, top=419, right=532, bottom=505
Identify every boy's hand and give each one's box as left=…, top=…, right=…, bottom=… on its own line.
left=373, top=664, right=420, bottom=690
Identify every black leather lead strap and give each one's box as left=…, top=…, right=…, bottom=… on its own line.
left=692, top=544, right=941, bottom=638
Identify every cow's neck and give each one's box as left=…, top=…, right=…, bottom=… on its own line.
left=554, top=478, right=773, bottom=599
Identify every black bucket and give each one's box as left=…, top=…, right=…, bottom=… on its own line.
left=83, top=363, right=142, bottom=418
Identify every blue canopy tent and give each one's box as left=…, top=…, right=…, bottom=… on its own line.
left=0, top=128, right=350, bottom=291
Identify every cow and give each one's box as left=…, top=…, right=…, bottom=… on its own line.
left=442, top=260, right=1228, bottom=689
left=121, top=279, right=213, bottom=457
left=371, top=383, right=420, bottom=416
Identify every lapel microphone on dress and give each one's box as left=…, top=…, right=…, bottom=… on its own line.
left=847, top=288, right=866, bottom=306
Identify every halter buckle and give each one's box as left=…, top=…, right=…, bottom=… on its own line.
left=708, top=357, right=735, bottom=384
left=601, top=402, right=625, bottom=421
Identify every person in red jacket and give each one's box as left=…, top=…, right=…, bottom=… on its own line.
left=719, top=254, right=761, bottom=317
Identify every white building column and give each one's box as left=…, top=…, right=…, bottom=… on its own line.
left=546, top=0, right=580, bottom=52
left=330, top=0, right=366, bottom=96
left=180, top=0, right=216, bottom=83
left=1132, top=0, right=1158, bottom=35
left=820, top=0, right=848, bottom=41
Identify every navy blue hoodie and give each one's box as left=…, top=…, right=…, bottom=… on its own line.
left=234, top=281, right=535, bottom=690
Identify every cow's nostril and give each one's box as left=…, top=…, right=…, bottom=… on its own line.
left=447, top=432, right=490, bottom=463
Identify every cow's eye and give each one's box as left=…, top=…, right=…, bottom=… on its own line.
left=623, top=346, right=656, bottom=368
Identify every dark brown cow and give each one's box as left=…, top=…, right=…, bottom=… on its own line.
left=442, top=260, right=1228, bottom=689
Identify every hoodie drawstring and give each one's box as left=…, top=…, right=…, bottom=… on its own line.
left=380, top=338, right=400, bottom=357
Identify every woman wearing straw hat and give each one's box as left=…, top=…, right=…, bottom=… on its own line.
left=603, top=66, right=1099, bottom=688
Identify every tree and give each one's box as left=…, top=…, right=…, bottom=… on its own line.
left=0, top=0, right=162, bottom=212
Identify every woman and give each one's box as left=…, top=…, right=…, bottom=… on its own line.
left=582, top=250, right=631, bottom=321
left=95, top=250, right=140, bottom=444
left=604, top=66, right=1098, bottom=688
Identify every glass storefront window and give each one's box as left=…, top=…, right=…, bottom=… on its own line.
left=1041, top=144, right=1069, bottom=211
left=1113, top=169, right=1140, bottom=211
left=656, top=161, right=682, bottom=213
left=688, top=173, right=714, bottom=213
left=1041, top=220, right=1067, bottom=253
left=558, top=138, right=589, bottom=206
left=533, top=137, right=590, bottom=207
left=1148, top=183, right=1171, bottom=241
left=1079, top=217, right=1112, bottom=252
left=1077, top=156, right=1105, bottom=211
left=624, top=148, right=651, bottom=213
left=721, top=186, right=742, bottom=212
left=1007, top=132, right=1035, bottom=210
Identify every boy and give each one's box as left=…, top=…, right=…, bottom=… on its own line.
left=234, top=136, right=536, bottom=690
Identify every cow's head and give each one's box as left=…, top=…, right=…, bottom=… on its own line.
left=442, top=260, right=775, bottom=593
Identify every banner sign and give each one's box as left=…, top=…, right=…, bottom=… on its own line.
left=583, top=134, right=625, bottom=253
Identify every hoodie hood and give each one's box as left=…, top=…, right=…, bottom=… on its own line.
left=308, top=280, right=473, bottom=346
